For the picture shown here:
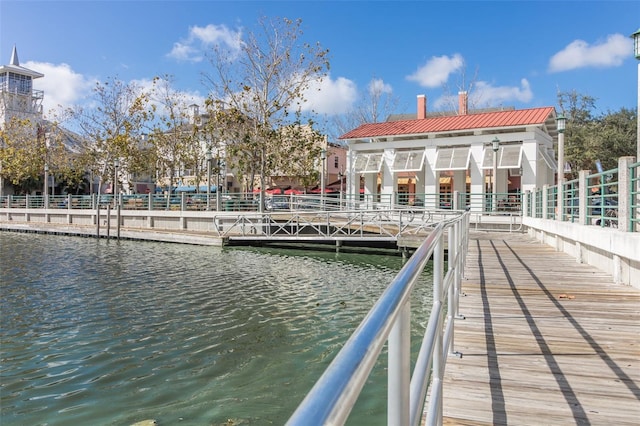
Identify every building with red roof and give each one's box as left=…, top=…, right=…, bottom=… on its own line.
left=338, top=92, right=560, bottom=210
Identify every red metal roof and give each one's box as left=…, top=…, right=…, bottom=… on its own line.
left=339, top=107, right=556, bottom=140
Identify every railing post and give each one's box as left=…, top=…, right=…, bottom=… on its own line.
left=388, top=303, right=410, bottom=425
left=447, top=223, right=457, bottom=355
left=618, top=157, right=634, bottom=232
left=432, top=233, right=445, bottom=424
left=578, top=170, right=589, bottom=225
left=558, top=180, right=565, bottom=222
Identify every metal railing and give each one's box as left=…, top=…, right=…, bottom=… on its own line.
left=0, top=191, right=524, bottom=215
left=287, top=212, right=470, bottom=426
left=524, top=157, right=638, bottom=232
left=586, top=168, right=619, bottom=228
left=210, top=208, right=455, bottom=241
left=562, top=178, right=580, bottom=223
left=631, top=161, right=639, bottom=231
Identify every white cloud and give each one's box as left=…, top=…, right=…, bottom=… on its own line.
left=135, top=76, right=206, bottom=119
left=548, top=33, right=632, bottom=72
left=301, top=74, right=358, bottom=115
left=406, top=54, right=464, bottom=88
left=25, top=61, right=95, bottom=117
left=368, top=78, right=392, bottom=96
left=167, top=23, right=243, bottom=62
left=432, top=78, right=533, bottom=109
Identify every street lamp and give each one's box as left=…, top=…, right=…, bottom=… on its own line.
left=556, top=114, right=567, bottom=180
left=215, top=157, right=222, bottom=212
left=320, top=148, right=326, bottom=209
left=206, top=150, right=212, bottom=211
left=632, top=28, right=640, bottom=160
left=338, top=167, right=344, bottom=210
left=492, top=137, right=500, bottom=212
left=44, top=163, right=49, bottom=208
left=113, top=158, right=119, bottom=208
left=556, top=114, right=566, bottom=219
left=43, top=131, right=50, bottom=208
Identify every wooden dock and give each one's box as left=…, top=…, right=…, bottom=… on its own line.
left=442, top=232, right=640, bottom=425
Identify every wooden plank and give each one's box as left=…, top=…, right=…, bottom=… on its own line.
left=439, top=232, right=640, bottom=425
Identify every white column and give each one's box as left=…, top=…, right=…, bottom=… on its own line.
left=521, top=140, right=540, bottom=194
left=381, top=149, right=395, bottom=205
left=468, top=145, right=485, bottom=212
left=423, top=146, right=438, bottom=209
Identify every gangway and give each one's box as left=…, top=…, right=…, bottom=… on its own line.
left=211, top=208, right=454, bottom=244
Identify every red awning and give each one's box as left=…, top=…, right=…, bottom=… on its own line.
left=310, top=187, right=338, bottom=194
left=265, top=187, right=284, bottom=195
left=284, top=188, right=304, bottom=195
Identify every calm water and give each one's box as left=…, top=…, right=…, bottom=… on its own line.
left=0, top=232, right=434, bottom=426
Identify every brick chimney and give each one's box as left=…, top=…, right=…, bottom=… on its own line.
left=458, top=91, right=468, bottom=115
left=417, top=94, right=427, bottom=119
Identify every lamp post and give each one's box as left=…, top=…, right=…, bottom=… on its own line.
left=206, top=150, right=212, bottom=211
left=338, top=167, right=344, bottom=210
left=113, top=158, right=119, bottom=208
left=44, top=163, right=49, bottom=208
left=43, top=131, right=50, bottom=208
left=632, top=28, right=640, bottom=160
left=216, top=157, right=222, bottom=212
left=492, top=137, right=500, bottom=212
left=556, top=114, right=566, bottom=220
left=320, top=148, right=326, bottom=209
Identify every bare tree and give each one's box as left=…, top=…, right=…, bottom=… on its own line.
left=202, top=16, right=329, bottom=198
left=332, top=77, right=400, bottom=140
left=148, top=75, right=203, bottom=192
left=438, top=63, right=480, bottom=114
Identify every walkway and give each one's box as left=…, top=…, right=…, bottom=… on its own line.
left=442, top=232, right=640, bottom=425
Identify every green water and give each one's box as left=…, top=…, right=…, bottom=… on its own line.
left=0, top=232, right=433, bottom=425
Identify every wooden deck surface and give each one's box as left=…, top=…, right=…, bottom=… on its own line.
left=441, top=232, right=640, bottom=426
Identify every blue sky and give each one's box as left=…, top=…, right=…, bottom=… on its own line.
left=1, top=0, right=638, bottom=138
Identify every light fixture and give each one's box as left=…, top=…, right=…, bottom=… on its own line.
left=557, top=113, right=566, bottom=134
left=492, top=137, right=500, bottom=152
left=631, top=28, right=640, bottom=60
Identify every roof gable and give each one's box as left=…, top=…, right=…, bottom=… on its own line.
left=339, top=106, right=556, bottom=140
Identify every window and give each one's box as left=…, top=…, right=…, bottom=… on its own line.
left=334, top=156, right=339, bottom=169
left=434, top=147, right=470, bottom=171
left=538, top=146, right=557, bottom=171
left=390, top=150, right=425, bottom=172
left=353, top=152, right=384, bottom=173
left=481, top=144, right=523, bottom=169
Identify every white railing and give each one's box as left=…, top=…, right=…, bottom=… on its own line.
left=286, top=212, right=470, bottom=426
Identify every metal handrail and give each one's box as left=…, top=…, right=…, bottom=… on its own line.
left=210, top=209, right=451, bottom=240
left=286, top=212, right=469, bottom=426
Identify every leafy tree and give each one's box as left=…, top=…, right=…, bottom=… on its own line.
left=557, top=90, right=637, bottom=178
left=202, top=16, right=330, bottom=198
left=0, top=118, right=45, bottom=194
left=67, top=76, right=153, bottom=194
left=0, top=117, right=85, bottom=195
